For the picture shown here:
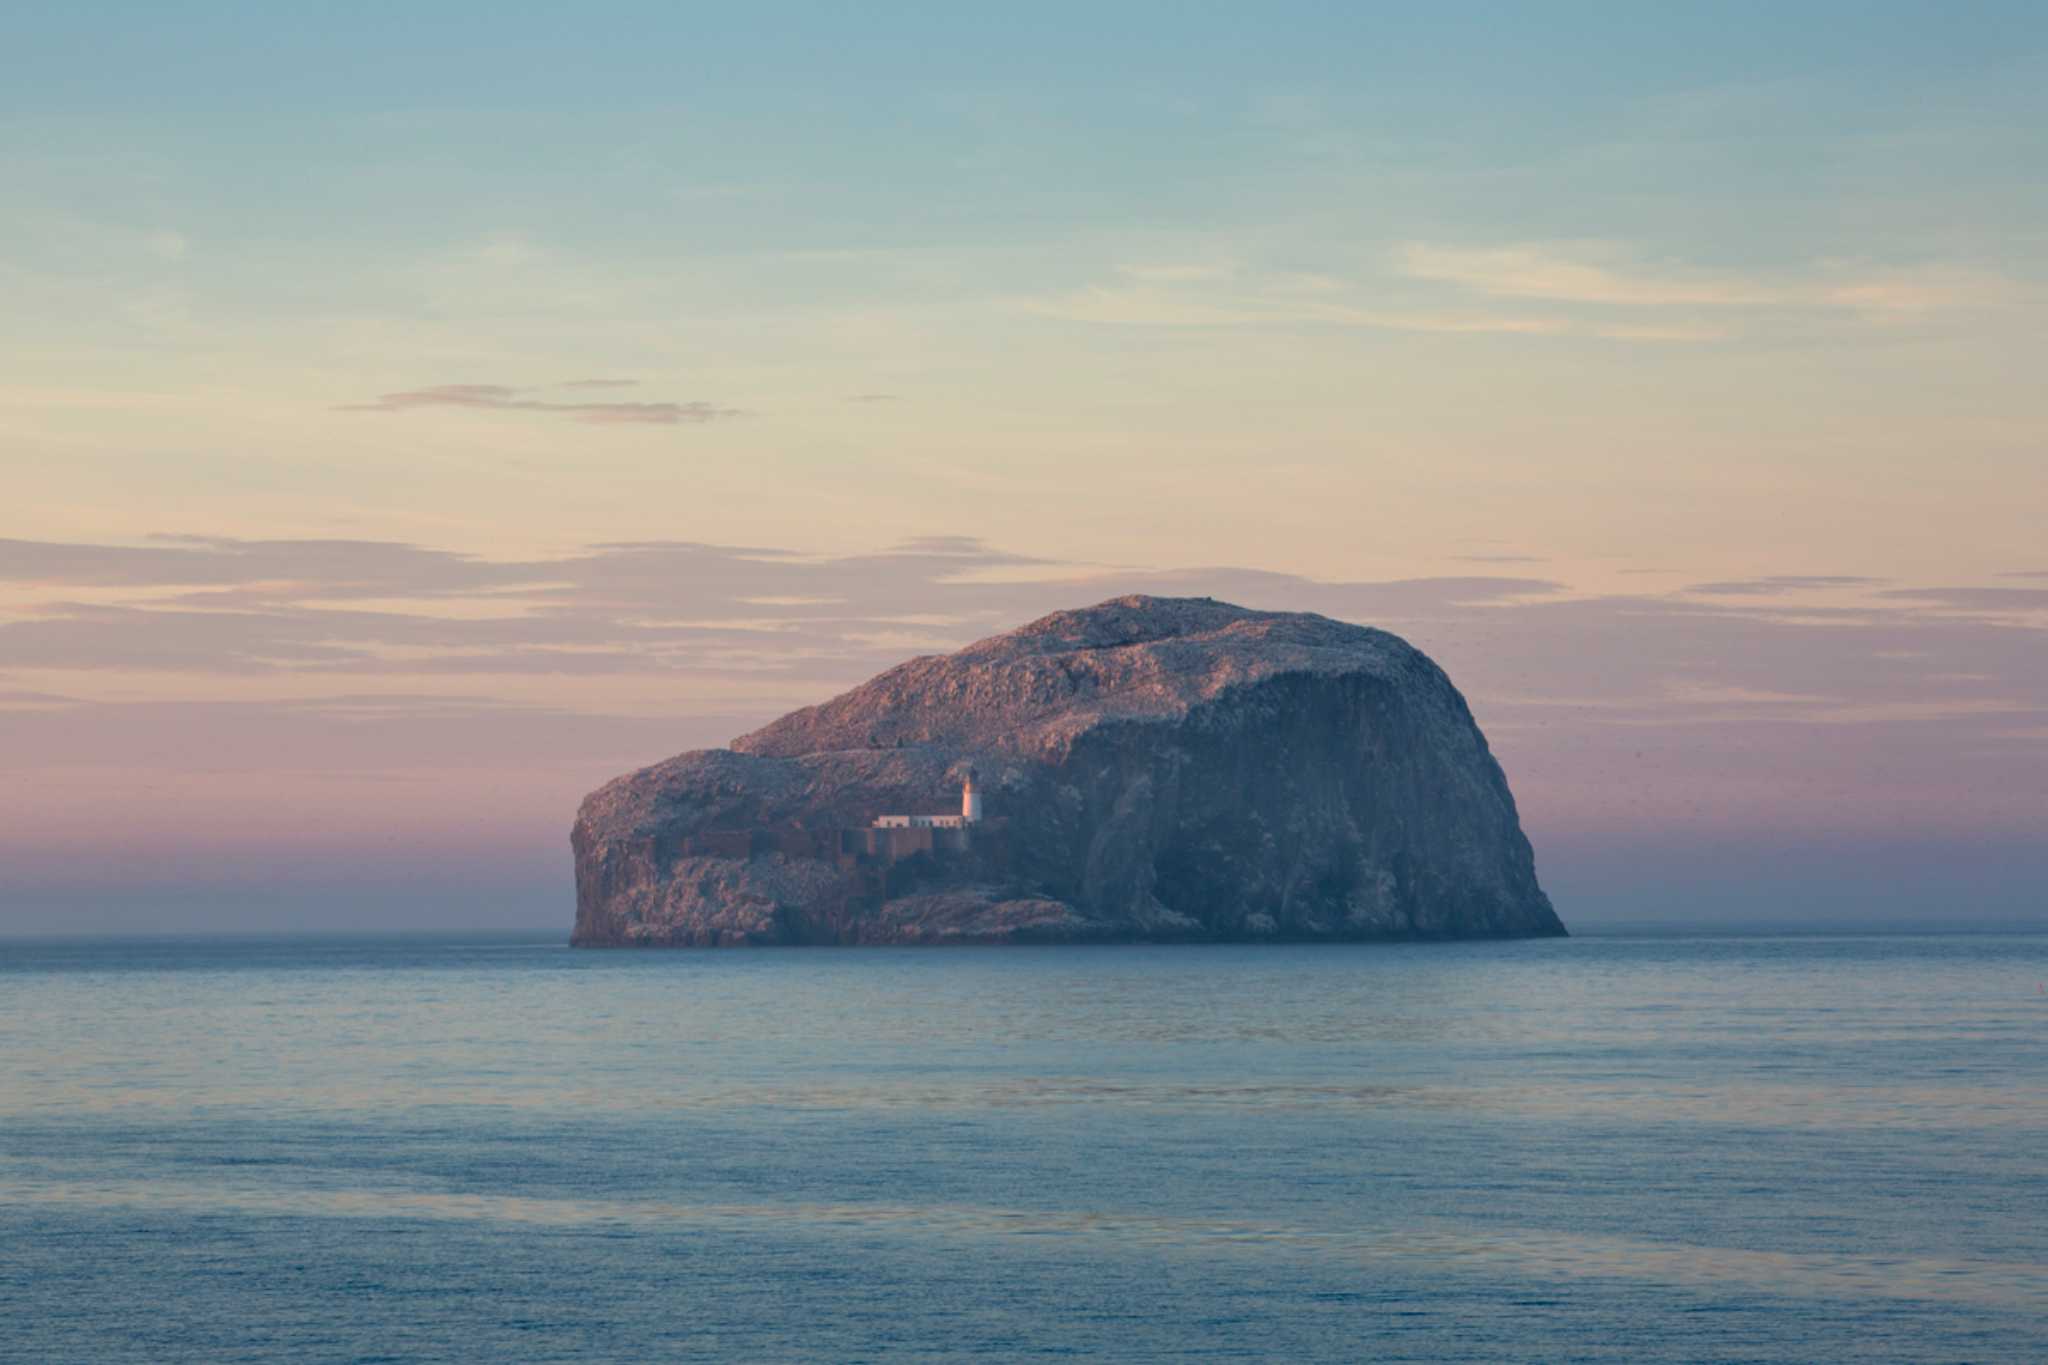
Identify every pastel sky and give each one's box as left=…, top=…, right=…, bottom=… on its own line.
left=5, top=3, right=2045, bottom=931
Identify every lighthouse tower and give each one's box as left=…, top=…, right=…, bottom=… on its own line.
left=961, top=766, right=983, bottom=823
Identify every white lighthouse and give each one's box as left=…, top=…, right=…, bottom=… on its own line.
left=871, top=766, right=985, bottom=831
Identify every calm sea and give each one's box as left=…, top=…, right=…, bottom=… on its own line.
left=2, top=932, right=2043, bottom=1362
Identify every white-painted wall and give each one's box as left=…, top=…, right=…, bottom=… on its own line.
left=876, top=774, right=980, bottom=830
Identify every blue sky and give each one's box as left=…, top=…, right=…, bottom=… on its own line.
left=15, top=5, right=2041, bottom=219
left=13, top=2, right=2043, bottom=284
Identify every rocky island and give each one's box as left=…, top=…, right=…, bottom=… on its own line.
left=571, top=595, right=1563, bottom=946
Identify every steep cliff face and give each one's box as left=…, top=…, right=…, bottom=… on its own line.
left=571, top=596, right=1563, bottom=945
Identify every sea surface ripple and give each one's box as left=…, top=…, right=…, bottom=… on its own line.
left=2, top=932, right=2043, bottom=1362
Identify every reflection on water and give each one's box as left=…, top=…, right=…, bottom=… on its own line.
left=2, top=933, right=2044, bottom=1361
left=11, top=1070, right=2045, bottom=1134
left=7, top=1174, right=2044, bottom=1312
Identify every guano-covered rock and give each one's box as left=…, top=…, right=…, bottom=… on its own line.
left=571, top=595, right=1564, bottom=945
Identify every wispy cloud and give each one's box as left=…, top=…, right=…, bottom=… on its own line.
left=1400, top=243, right=1785, bottom=308
left=1114, top=262, right=1234, bottom=284
left=1399, top=243, right=2013, bottom=321
left=1881, top=585, right=2048, bottom=612
left=340, top=383, right=741, bottom=425
left=1820, top=266, right=2015, bottom=317
left=3, top=534, right=2045, bottom=855
left=889, top=535, right=1046, bottom=561
left=1685, top=576, right=1884, bottom=597
left=1018, top=269, right=1724, bottom=341
left=0, top=688, right=73, bottom=709
left=1020, top=284, right=1576, bottom=337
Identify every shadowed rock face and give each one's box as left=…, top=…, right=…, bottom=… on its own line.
left=571, top=596, right=1564, bottom=946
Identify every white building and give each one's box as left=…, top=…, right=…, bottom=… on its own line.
left=873, top=768, right=981, bottom=830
